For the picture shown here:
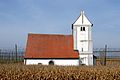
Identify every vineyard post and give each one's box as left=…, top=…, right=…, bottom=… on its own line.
left=0, top=49, right=1, bottom=62
left=8, top=52, right=10, bottom=62
left=15, top=44, right=18, bottom=62
left=104, top=45, right=107, bottom=66
left=11, top=51, right=13, bottom=62
left=100, top=48, right=102, bottom=65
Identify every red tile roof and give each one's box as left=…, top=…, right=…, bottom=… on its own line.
left=25, top=33, right=79, bottom=59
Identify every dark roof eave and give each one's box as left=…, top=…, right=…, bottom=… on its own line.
left=24, top=58, right=79, bottom=59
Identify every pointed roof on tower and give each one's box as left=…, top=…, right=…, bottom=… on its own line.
left=73, top=11, right=92, bottom=26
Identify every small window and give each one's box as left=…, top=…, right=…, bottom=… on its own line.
left=49, top=60, right=54, bottom=65
left=80, top=27, right=85, bottom=31
left=82, top=48, right=83, bottom=52
left=81, top=27, right=82, bottom=31
left=38, top=63, right=42, bottom=65
left=83, top=27, right=85, bottom=31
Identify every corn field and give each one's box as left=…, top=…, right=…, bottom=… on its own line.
left=0, top=64, right=120, bottom=80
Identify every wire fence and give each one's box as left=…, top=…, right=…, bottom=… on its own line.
left=0, top=46, right=120, bottom=65
left=94, top=45, right=120, bottom=66
left=0, top=49, right=24, bottom=63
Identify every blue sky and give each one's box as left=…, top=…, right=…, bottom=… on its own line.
left=0, top=0, right=120, bottom=49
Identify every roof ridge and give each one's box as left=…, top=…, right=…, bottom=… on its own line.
left=28, top=33, right=72, bottom=36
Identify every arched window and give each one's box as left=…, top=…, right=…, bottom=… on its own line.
left=38, top=63, right=42, bottom=65
left=80, top=27, right=85, bottom=31
left=82, top=48, right=83, bottom=52
left=81, top=27, right=83, bottom=31
left=49, top=60, right=54, bottom=65
left=83, top=27, right=85, bottom=31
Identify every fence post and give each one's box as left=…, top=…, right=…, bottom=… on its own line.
left=0, top=49, right=1, bottom=63
left=15, top=44, right=18, bottom=62
left=104, top=45, right=107, bottom=66
left=99, top=49, right=102, bottom=65
left=100, top=48, right=104, bottom=65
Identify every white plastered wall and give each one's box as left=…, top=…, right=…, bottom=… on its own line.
left=76, top=26, right=89, bottom=52
left=24, top=59, right=79, bottom=66
left=80, top=54, right=93, bottom=65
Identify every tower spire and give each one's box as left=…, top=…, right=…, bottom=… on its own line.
left=73, top=11, right=92, bottom=26
left=81, top=11, right=84, bottom=24
left=81, top=10, right=84, bottom=14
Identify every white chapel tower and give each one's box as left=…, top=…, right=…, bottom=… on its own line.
left=72, top=11, right=94, bottom=65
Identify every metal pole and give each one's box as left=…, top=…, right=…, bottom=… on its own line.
left=0, top=49, right=1, bottom=63
left=15, top=44, right=18, bottom=62
left=99, top=49, right=102, bottom=65
left=104, top=45, right=107, bottom=66
left=12, top=51, right=13, bottom=62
